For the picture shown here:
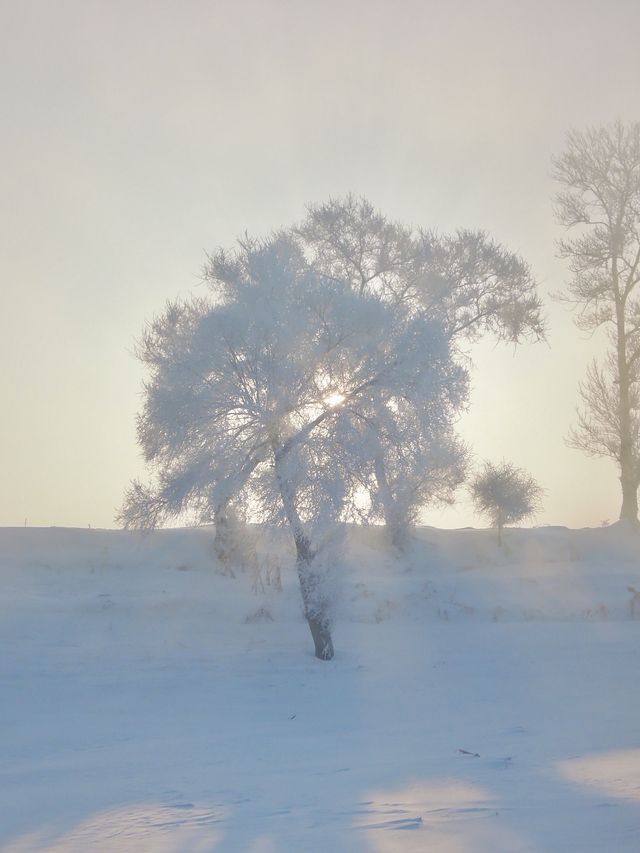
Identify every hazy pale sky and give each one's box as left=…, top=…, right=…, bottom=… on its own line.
left=2, top=0, right=639, bottom=529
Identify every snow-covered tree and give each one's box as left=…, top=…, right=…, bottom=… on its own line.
left=296, top=195, right=544, bottom=343
left=470, top=461, right=543, bottom=545
left=296, top=195, right=544, bottom=547
left=553, top=121, right=640, bottom=524
left=120, top=235, right=467, bottom=659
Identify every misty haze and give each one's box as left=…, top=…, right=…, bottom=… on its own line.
left=2, top=2, right=640, bottom=851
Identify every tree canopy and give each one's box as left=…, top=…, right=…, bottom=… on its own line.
left=470, top=460, right=543, bottom=545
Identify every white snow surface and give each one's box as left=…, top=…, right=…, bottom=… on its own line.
left=1, top=523, right=640, bottom=852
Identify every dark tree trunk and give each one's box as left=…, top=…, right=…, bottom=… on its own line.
left=273, top=447, right=334, bottom=660
left=296, top=549, right=334, bottom=661
left=617, top=344, right=638, bottom=525
left=619, top=470, right=639, bottom=525
left=305, top=612, right=334, bottom=660
left=615, top=271, right=639, bottom=526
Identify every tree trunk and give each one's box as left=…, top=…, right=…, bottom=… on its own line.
left=373, top=453, right=411, bottom=553
left=617, top=355, right=638, bottom=524
left=213, top=504, right=236, bottom=574
left=212, top=453, right=265, bottom=571
left=614, top=265, right=639, bottom=526
left=273, top=447, right=334, bottom=660
left=619, top=470, right=639, bottom=525
left=296, top=552, right=334, bottom=660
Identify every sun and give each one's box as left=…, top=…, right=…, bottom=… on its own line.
left=325, top=391, right=346, bottom=408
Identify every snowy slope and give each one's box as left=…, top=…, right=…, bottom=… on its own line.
left=1, top=524, right=640, bottom=852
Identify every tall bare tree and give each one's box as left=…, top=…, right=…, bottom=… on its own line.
left=553, top=121, right=640, bottom=524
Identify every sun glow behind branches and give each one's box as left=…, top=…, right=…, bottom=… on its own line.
left=324, top=392, right=346, bottom=408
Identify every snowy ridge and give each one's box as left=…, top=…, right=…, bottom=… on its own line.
left=2, top=524, right=639, bottom=627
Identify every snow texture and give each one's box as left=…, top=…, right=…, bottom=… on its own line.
left=1, top=523, right=640, bottom=851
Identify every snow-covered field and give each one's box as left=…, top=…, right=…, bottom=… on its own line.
left=1, top=524, right=640, bottom=852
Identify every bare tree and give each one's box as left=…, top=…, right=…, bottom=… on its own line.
left=567, top=353, right=640, bottom=493
left=553, top=121, right=640, bottom=524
